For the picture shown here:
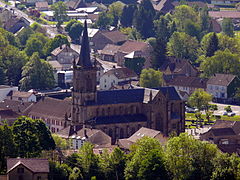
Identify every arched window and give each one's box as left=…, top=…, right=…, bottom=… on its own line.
left=136, top=106, right=139, bottom=114
left=96, top=108, right=99, bottom=116
left=108, top=107, right=111, bottom=116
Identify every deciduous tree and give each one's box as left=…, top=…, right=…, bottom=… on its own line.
left=139, top=68, right=163, bottom=88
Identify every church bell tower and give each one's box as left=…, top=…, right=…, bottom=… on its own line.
left=71, top=21, right=97, bottom=125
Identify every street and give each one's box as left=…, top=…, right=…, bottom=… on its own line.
left=211, top=102, right=240, bottom=116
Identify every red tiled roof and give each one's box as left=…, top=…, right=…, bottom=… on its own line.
left=209, top=11, right=240, bottom=19
left=25, top=97, right=71, bottom=120
left=119, top=40, right=151, bottom=54
left=103, top=68, right=137, bottom=79
left=207, top=74, right=236, bottom=86
left=102, top=31, right=127, bottom=44
left=100, top=44, right=120, bottom=56
left=168, top=76, right=207, bottom=89
left=7, top=158, right=49, bottom=173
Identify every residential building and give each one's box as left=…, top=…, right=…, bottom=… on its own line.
left=117, top=127, right=167, bottom=150
left=0, top=85, right=18, bottom=102
left=99, top=44, right=120, bottom=62
left=7, top=91, right=36, bottom=102
left=91, top=30, right=127, bottom=50
left=70, top=22, right=185, bottom=142
left=51, top=44, right=79, bottom=70
left=7, top=158, right=49, bottom=180
left=99, top=67, right=138, bottom=90
left=57, top=127, right=111, bottom=149
left=25, top=97, right=71, bottom=133
left=3, top=16, right=30, bottom=34
left=167, top=76, right=207, bottom=95
left=159, top=57, right=199, bottom=78
left=211, top=0, right=240, bottom=5
left=206, top=74, right=240, bottom=99
left=115, top=40, right=153, bottom=68
left=200, top=120, right=240, bottom=154
left=35, top=1, right=49, bottom=11
left=153, top=0, right=174, bottom=13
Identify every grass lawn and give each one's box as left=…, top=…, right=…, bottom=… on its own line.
left=185, top=113, right=240, bottom=128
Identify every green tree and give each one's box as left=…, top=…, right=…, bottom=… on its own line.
left=12, top=116, right=55, bottom=158
left=206, top=33, right=219, bottom=57
left=200, top=49, right=240, bottom=77
left=167, top=32, right=199, bottom=62
left=120, top=5, right=136, bottom=27
left=173, top=5, right=198, bottom=31
left=49, top=161, right=72, bottom=180
left=68, top=22, right=84, bottom=43
left=199, top=7, right=212, bottom=34
left=35, top=119, right=55, bottom=150
left=16, top=27, right=34, bottom=46
left=183, top=19, right=201, bottom=40
left=217, top=33, right=240, bottom=54
left=52, top=1, right=67, bottom=28
left=139, top=68, right=163, bottom=88
left=188, top=89, right=212, bottom=125
left=52, top=134, right=69, bottom=150
left=0, top=124, right=16, bottom=172
left=125, top=137, right=168, bottom=180
left=99, top=147, right=126, bottom=180
left=78, top=142, right=99, bottom=179
left=12, top=116, right=41, bottom=157
left=109, top=1, right=124, bottom=26
left=211, top=153, right=240, bottom=180
left=222, top=18, right=234, bottom=37
left=44, top=34, right=69, bottom=56
left=165, top=133, right=219, bottom=180
left=20, top=52, right=55, bottom=91
left=124, top=57, right=145, bottom=74
left=224, top=105, right=232, bottom=113
left=96, top=12, right=113, bottom=29
left=69, top=167, right=83, bottom=180
left=152, top=15, right=173, bottom=68
left=24, top=37, right=44, bottom=57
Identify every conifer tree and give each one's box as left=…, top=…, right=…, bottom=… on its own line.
left=206, top=32, right=219, bottom=57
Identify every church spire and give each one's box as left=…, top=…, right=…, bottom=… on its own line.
left=77, top=21, right=92, bottom=67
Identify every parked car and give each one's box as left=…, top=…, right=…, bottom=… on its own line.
left=222, top=111, right=228, bottom=116
left=186, top=106, right=196, bottom=113
left=228, top=112, right=236, bottom=117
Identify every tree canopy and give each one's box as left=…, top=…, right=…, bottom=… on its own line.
left=140, top=68, right=163, bottom=88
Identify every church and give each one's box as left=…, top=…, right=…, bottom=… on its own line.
left=70, top=22, right=185, bottom=142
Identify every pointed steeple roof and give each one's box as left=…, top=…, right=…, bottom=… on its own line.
left=77, top=21, right=92, bottom=67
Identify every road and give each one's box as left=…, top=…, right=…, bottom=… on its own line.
left=0, top=1, right=60, bottom=38
left=211, top=102, right=240, bottom=115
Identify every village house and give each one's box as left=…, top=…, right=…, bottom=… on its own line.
left=99, top=44, right=120, bottom=62
left=159, top=57, right=199, bottom=78
left=25, top=97, right=71, bottom=133
left=201, top=120, right=240, bottom=154
left=91, top=30, right=127, bottom=50
left=0, top=85, right=18, bottom=102
left=57, top=127, right=111, bottom=149
left=6, top=158, right=49, bottom=180
left=7, top=91, right=36, bottom=102
left=3, top=16, right=30, bottom=34
left=167, top=76, right=207, bottom=97
left=35, top=1, right=49, bottom=11
left=117, top=127, right=167, bottom=150
left=99, top=67, right=138, bottom=90
left=50, top=44, right=79, bottom=70
left=206, top=74, right=240, bottom=99
left=153, top=0, right=174, bottom=13
left=115, top=40, right=153, bottom=68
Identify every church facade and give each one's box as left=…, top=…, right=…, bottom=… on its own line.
left=71, top=22, right=185, bottom=142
